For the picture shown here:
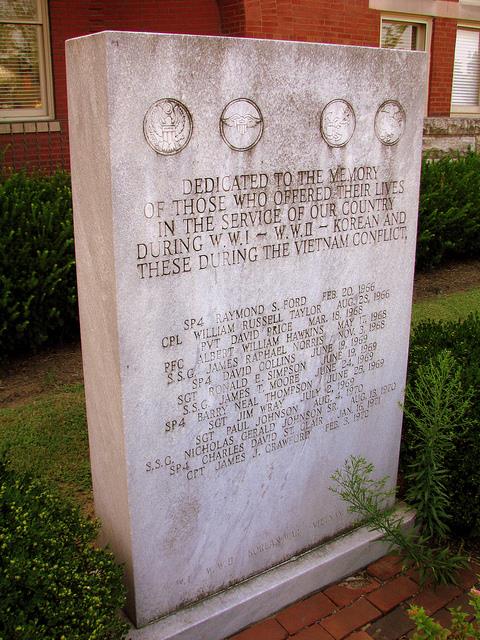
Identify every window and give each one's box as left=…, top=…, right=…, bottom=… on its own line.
left=451, top=28, right=480, bottom=113
left=381, top=18, right=427, bottom=51
left=0, top=0, right=53, bottom=121
left=380, top=16, right=431, bottom=113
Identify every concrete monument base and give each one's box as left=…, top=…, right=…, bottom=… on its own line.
left=127, top=504, right=414, bottom=640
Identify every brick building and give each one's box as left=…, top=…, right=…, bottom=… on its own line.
left=1, top=0, right=480, bottom=171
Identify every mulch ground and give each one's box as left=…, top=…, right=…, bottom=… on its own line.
left=412, top=258, right=480, bottom=302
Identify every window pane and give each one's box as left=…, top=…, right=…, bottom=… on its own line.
left=452, top=29, right=480, bottom=107
left=0, top=0, right=38, bottom=21
left=0, top=23, right=42, bottom=110
left=381, top=21, right=424, bottom=51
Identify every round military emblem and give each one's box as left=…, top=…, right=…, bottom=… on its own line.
left=143, top=99, right=192, bottom=156
left=320, top=99, right=356, bottom=148
left=375, top=100, right=406, bottom=146
left=220, top=99, right=263, bottom=151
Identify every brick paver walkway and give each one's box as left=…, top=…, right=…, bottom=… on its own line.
left=227, top=555, right=480, bottom=640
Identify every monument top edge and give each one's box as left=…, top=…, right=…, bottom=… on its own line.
left=65, top=30, right=427, bottom=58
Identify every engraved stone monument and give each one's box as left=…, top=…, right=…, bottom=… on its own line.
left=66, top=32, right=426, bottom=640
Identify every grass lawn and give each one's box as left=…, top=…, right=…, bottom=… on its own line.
left=0, top=382, right=92, bottom=509
left=1, top=286, right=479, bottom=509
left=412, top=287, right=480, bottom=325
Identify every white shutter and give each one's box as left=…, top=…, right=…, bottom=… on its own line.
left=451, top=29, right=480, bottom=107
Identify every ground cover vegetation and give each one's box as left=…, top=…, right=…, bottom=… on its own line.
left=1, top=152, right=480, bottom=359
left=408, top=589, right=480, bottom=639
left=0, top=382, right=90, bottom=507
left=412, top=287, right=480, bottom=324
left=0, top=455, right=129, bottom=640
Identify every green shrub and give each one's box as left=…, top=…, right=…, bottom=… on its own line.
left=417, top=152, right=480, bottom=270
left=0, top=455, right=128, bottom=640
left=0, top=169, right=78, bottom=361
left=404, top=313, right=480, bottom=538
left=403, top=351, right=473, bottom=542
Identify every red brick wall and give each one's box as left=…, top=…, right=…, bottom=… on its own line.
left=111, top=0, right=221, bottom=34
left=218, top=0, right=246, bottom=36
left=241, top=0, right=379, bottom=46
left=428, top=17, right=458, bottom=116
left=2, top=1, right=91, bottom=171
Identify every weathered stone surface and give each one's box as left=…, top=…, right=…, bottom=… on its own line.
left=423, top=117, right=480, bottom=156
left=424, top=116, right=480, bottom=135
left=423, top=135, right=476, bottom=155
left=66, top=32, right=426, bottom=633
left=126, top=513, right=414, bottom=640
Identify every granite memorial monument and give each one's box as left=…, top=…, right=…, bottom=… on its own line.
left=66, top=32, right=426, bottom=640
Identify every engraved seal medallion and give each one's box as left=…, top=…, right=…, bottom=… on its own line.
left=220, top=99, right=263, bottom=151
left=320, top=99, right=356, bottom=148
left=375, top=100, right=406, bottom=146
left=143, top=99, right=192, bottom=155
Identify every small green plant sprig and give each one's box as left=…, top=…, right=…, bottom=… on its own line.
left=0, top=454, right=129, bottom=640
left=330, top=456, right=467, bottom=585
left=408, top=607, right=449, bottom=640
left=408, top=588, right=480, bottom=639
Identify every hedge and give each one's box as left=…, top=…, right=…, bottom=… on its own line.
left=417, top=152, right=480, bottom=270
left=0, top=170, right=77, bottom=361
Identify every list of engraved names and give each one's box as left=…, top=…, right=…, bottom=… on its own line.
left=147, top=287, right=397, bottom=482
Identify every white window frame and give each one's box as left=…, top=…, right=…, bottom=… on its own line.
left=451, top=23, right=480, bottom=115
left=380, top=14, right=432, bottom=113
left=0, top=0, right=54, bottom=122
